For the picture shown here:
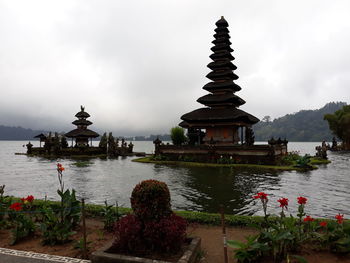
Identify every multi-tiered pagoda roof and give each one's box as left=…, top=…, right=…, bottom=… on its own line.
left=180, top=17, right=259, bottom=128
left=65, top=106, right=99, bottom=145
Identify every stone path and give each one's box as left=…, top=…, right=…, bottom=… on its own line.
left=0, top=248, right=90, bottom=263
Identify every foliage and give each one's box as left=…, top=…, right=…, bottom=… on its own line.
left=61, top=136, right=69, bottom=148
left=280, top=151, right=301, bottom=166
left=294, top=154, right=312, bottom=169
left=227, top=235, right=269, bottom=263
left=100, top=200, right=119, bottom=231
left=0, top=185, right=9, bottom=222
left=254, top=102, right=346, bottom=141
left=170, top=126, right=187, bottom=146
left=143, top=213, right=187, bottom=253
left=130, top=180, right=172, bottom=222
left=40, top=164, right=80, bottom=245
left=113, top=180, right=187, bottom=256
left=99, top=132, right=108, bottom=149
left=229, top=193, right=349, bottom=262
left=151, top=155, right=168, bottom=161
left=40, top=203, right=76, bottom=245
left=8, top=196, right=36, bottom=245
left=112, top=214, right=145, bottom=254
left=324, top=105, right=350, bottom=149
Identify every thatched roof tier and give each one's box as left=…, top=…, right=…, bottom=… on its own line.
left=65, top=128, right=99, bottom=138
left=211, top=44, right=233, bottom=52
left=207, top=60, right=237, bottom=70
left=197, top=93, right=246, bottom=107
left=206, top=70, right=239, bottom=81
left=34, top=133, right=47, bottom=139
left=203, top=81, right=241, bottom=93
left=72, top=119, right=93, bottom=126
left=212, top=38, right=232, bottom=45
left=214, top=27, right=229, bottom=33
left=210, top=51, right=234, bottom=61
left=213, top=32, right=230, bottom=39
left=181, top=107, right=259, bottom=125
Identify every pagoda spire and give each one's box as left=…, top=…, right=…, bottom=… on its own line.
left=197, top=16, right=245, bottom=108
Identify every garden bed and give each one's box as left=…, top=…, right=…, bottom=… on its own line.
left=0, top=218, right=349, bottom=263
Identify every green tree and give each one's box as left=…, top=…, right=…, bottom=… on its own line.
left=170, top=126, right=187, bottom=146
left=60, top=136, right=68, bottom=148
left=324, top=105, right=350, bottom=150
left=99, top=132, right=108, bottom=149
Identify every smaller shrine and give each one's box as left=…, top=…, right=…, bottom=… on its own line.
left=26, top=106, right=143, bottom=157
left=65, top=106, right=99, bottom=147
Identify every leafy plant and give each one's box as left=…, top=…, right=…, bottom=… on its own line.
left=112, top=180, right=187, bottom=256
left=100, top=200, right=119, bottom=231
left=8, top=196, right=36, bottom=245
left=294, top=154, right=312, bottom=169
left=170, top=126, right=187, bottom=146
left=131, top=179, right=172, bottom=222
left=228, top=235, right=269, bottom=263
left=0, top=185, right=9, bottom=223
left=40, top=163, right=80, bottom=245
left=40, top=204, right=76, bottom=245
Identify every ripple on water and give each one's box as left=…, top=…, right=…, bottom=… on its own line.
left=1, top=141, right=349, bottom=219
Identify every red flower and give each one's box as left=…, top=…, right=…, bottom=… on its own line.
left=57, top=163, right=65, bottom=172
left=297, top=196, right=307, bottom=205
left=26, top=195, right=34, bottom=202
left=21, top=195, right=34, bottom=203
left=335, top=214, right=344, bottom=224
left=278, top=198, right=289, bottom=208
left=10, top=202, right=22, bottom=211
left=253, top=192, right=268, bottom=200
left=319, top=221, right=328, bottom=227
left=303, top=215, right=314, bottom=222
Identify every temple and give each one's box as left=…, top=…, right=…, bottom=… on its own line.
left=154, top=17, right=288, bottom=164
left=27, top=106, right=141, bottom=157
left=179, top=16, right=259, bottom=145
left=65, top=106, right=99, bottom=147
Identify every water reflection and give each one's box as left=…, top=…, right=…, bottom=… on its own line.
left=156, top=165, right=281, bottom=215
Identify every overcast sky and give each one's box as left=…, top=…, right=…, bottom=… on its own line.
left=0, top=0, right=349, bottom=136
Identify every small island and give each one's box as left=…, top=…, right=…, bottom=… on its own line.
left=134, top=17, right=331, bottom=170
left=26, top=106, right=143, bottom=158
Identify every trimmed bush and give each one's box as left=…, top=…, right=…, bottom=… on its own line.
left=112, top=214, right=145, bottom=254
left=130, top=179, right=171, bottom=222
left=113, top=180, right=187, bottom=256
left=144, top=213, right=187, bottom=253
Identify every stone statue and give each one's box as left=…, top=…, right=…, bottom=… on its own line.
left=26, top=141, right=33, bottom=154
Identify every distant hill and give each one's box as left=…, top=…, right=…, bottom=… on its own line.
left=0, top=125, right=48, bottom=140
left=253, top=102, right=347, bottom=142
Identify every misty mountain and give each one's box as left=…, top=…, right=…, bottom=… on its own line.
left=0, top=125, right=49, bottom=141
left=253, top=102, right=347, bottom=142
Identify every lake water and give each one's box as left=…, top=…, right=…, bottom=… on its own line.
left=0, top=141, right=349, bottom=219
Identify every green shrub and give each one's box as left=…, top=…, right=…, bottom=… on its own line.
left=170, top=126, right=187, bottom=146
left=131, top=180, right=172, bottom=222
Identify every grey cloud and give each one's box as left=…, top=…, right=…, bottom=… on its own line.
left=0, top=0, right=349, bottom=136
